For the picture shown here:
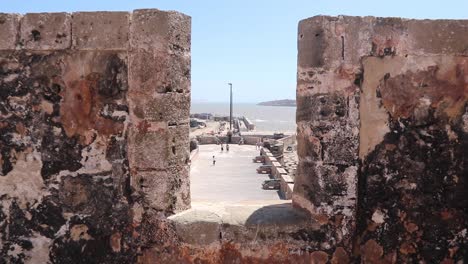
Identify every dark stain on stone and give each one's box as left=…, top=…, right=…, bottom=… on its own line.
left=297, top=93, right=347, bottom=122
left=31, top=30, right=41, bottom=41
left=358, top=104, right=467, bottom=263
left=0, top=50, right=134, bottom=262
left=99, top=54, right=128, bottom=97
left=31, top=196, right=66, bottom=238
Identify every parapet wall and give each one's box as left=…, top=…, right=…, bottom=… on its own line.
left=296, top=16, right=467, bottom=262
left=0, top=9, right=191, bottom=263
left=1, top=10, right=466, bottom=263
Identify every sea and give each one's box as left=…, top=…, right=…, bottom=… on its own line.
left=191, top=102, right=297, bottom=133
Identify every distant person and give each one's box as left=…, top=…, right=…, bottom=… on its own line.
left=226, top=144, right=229, bottom=151
left=212, top=155, right=216, bottom=166
left=256, top=141, right=262, bottom=150
left=221, top=144, right=224, bottom=151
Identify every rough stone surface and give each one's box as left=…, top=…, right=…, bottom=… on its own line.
left=0, top=49, right=133, bottom=263
left=1, top=10, right=467, bottom=263
left=0, top=13, right=20, bottom=50
left=0, top=9, right=191, bottom=263
left=296, top=15, right=468, bottom=263
left=130, top=9, right=191, bottom=53
left=358, top=55, right=467, bottom=263
left=72, top=12, right=129, bottom=50
left=20, top=13, right=71, bottom=50
left=128, top=50, right=191, bottom=95
left=127, top=8, right=191, bottom=217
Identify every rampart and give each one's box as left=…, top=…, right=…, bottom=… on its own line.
left=0, top=9, right=191, bottom=263
left=296, top=16, right=467, bottom=263
left=0, top=9, right=466, bottom=264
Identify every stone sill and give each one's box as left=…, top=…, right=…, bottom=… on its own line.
left=168, top=201, right=318, bottom=245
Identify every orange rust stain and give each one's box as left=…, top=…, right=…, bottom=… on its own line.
left=371, top=37, right=399, bottom=57
left=147, top=242, right=315, bottom=264
left=310, top=251, right=329, bottom=264
left=15, top=122, right=26, bottom=136
left=404, top=222, right=419, bottom=233
left=379, top=60, right=467, bottom=121
left=137, top=120, right=151, bottom=134
left=60, top=74, right=123, bottom=144
left=399, top=242, right=416, bottom=255
left=313, top=213, right=330, bottom=226
left=336, top=65, right=357, bottom=81
left=333, top=214, right=344, bottom=227
left=382, top=251, right=397, bottom=264
left=110, top=232, right=122, bottom=253
left=448, top=247, right=459, bottom=258
left=331, top=247, right=349, bottom=264
left=361, top=239, right=384, bottom=264
left=440, top=209, right=455, bottom=220
left=367, top=222, right=379, bottom=232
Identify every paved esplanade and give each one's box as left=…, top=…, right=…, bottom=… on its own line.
left=190, top=144, right=281, bottom=202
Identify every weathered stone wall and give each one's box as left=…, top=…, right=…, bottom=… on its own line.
left=0, top=9, right=190, bottom=263
left=1, top=9, right=466, bottom=264
left=296, top=16, right=467, bottom=262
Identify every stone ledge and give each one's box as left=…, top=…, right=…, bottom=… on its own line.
left=130, top=9, right=191, bottom=52
left=20, top=12, right=71, bottom=50
left=169, top=201, right=319, bottom=245
left=298, top=15, right=468, bottom=70
left=72, top=11, right=130, bottom=50
left=0, top=9, right=191, bottom=51
left=0, top=13, right=20, bottom=50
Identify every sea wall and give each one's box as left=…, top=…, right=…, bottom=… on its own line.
left=296, top=15, right=467, bottom=262
left=0, top=9, right=191, bottom=263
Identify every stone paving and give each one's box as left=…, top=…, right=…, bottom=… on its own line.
left=190, top=144, right=281, bottom=202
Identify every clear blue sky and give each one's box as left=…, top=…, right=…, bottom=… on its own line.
left=2, top=0, right=467, bottom=102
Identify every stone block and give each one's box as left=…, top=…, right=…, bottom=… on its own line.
left=407, top=19, right=468, bottom=56
left=167, top=124, right=190, bottom=167
left=298, top=16, right=374, bottom=69
left=129, top=50, right=190, bottom=95
left=130, top=93, right=190, bottom=122
left=296, top=126, right=322, bottom=161
left=295, top=161, right=357, bottom=210
left=132, top=169, right=171, bottom=211
left=128, top=124, right=169, bottom=170
left=128, top=123, right=189, bottom=170
left=321, top=129, right=358, bottom=165
left=0, top=13, right=19, bottom=50
left=72, top=12, right=129, bottom=50
left=130, top=9, right=191, bottom=53
left=20, top=13, right=71, bottom=50
left=132, top=165, right=189, bottom=212
left=170, top=209, right=221, bottom=245
left=297, top=17, right=327, bottom=69
left=296, top=93, right=348, bottom=123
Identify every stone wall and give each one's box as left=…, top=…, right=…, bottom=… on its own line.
left=1, top=9, right=466, bottom=264
left=296, top=16, right=467, bottom=262
left=0, top=9, right=190, bottom=263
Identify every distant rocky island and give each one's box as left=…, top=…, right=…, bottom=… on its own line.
left=257, top=99, right=296, bottom=107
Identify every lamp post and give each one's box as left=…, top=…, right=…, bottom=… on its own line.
left=228, top=83, right=233, bottom=131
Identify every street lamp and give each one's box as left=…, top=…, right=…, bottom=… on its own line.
left=228, top=83, right=233, bottom=131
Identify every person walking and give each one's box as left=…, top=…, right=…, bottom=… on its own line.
left=221, top=144, right=224, bottom=151
left=226, top=144, right=230, bottom=151
left=212, top=155, right=216, bottom=166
